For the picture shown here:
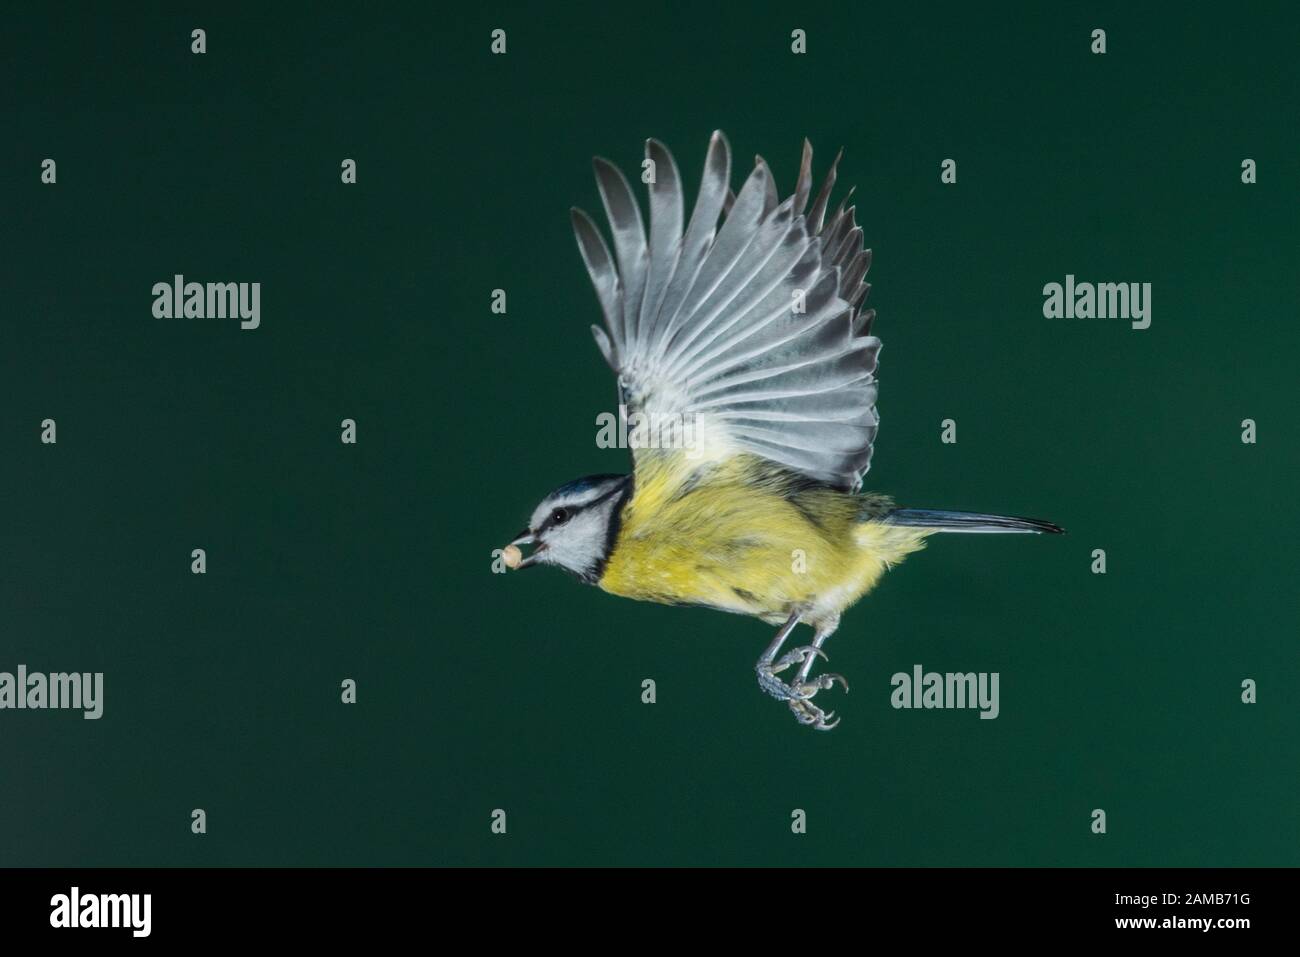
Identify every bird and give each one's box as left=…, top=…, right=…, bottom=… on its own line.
left=502, top=131, right=1062, bottom=730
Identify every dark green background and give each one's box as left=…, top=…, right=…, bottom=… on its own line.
left=2, top=2, right=1296, bottom=866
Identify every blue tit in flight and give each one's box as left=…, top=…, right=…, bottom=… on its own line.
left=503, top=132, right=1062, bottom=730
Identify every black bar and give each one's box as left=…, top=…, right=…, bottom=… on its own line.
left=0, top=867, right=1279, bottom=943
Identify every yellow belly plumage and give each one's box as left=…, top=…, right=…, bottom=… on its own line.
left=598, top=452, right=930, bottom=628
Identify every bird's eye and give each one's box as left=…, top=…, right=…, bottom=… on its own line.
left=550, top=507, right=570, bottom=526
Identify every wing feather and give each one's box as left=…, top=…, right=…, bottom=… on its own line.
left=792, top=139, right=813, bottom=217
left=571, top=208, right=623, bottom=362
left=663, top=160, right=773, bottom=358
left=592, top=158, right=649, bottom=356
left=639, top=139, right=684, bottom=352
left=806, top=147, right=842, bottom=235
left=652, top=132, right=732, bottom=365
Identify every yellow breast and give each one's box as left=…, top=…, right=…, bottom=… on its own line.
left=598, top=453, right=928, bottom=625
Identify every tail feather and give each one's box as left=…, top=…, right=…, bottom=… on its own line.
left=884, top=508, right=1064, bottom=535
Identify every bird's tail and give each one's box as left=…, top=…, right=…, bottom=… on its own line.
left=883, top=508, right=1064, bottom=535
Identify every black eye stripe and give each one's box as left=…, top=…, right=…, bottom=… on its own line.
left=538, top=476, right=630, bottom=532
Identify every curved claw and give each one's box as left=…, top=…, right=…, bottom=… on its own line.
left=788, top=698, right=842, bottom=730
left=773, top=645, right=829, bottom=671
left=793, top=672, right=849, bottom=699
left=814, top=712, right=840, bottom=731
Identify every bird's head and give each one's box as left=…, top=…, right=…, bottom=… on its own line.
left=504, top=473, right=632, bottom=582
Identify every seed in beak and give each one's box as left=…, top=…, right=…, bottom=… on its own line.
left=502, top=544, right=523, bottom=569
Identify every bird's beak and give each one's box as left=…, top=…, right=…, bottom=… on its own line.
left=506, top=528, right=543, bottom=569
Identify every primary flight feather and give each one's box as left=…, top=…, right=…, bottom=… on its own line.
left=505, top=132, right=1061, bottom=730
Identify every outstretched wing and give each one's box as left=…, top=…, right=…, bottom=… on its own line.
left=572, top=131, right=879, bottom=491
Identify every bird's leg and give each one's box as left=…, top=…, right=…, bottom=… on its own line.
left=754, top=611, right=804, bottom=701
left=794, top=621, right=838, bottom=683
left=787, top=619, right=848, bottom=731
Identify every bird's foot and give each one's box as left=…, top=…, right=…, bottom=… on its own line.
left=756, top=647, right=849, bottom=731
left=789, top=671, right=850, bottom=733
left=788, top=666, right=849, bottom=730
left=789, top=696, right=842, bottom=731
left=755, top=646, right=827, bottom=700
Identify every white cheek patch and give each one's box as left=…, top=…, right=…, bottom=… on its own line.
left=544, top=511, right=609, bottom=573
